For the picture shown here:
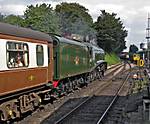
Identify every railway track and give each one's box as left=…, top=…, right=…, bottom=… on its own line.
left=97, top=71, right=130, bottom=124
left=13, top=63, right=125, bottom=124
left=41, top=62, right=131, bottom=124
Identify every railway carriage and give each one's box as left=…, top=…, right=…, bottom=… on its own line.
left=0, top=22, right=107, bottom=122
left=0, top=22, right=53, bottom=121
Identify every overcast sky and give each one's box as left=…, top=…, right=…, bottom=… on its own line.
left=0, top=0, right=149, bottom=50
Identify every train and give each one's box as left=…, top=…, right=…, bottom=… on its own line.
left=0, top=22, right=107, bottom=121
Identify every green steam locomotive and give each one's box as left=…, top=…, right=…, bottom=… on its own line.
left=51, top=35, right=107, bottom=95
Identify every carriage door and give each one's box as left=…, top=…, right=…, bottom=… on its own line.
left=47, top=43, right=53, bottom=82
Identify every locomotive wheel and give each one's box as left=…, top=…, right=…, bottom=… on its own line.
left=102, top=70, right=104, bottom=77
left=70, top=81, right=74, bottom=92
left=72, top=81, right=76, bottom=90
left=69, top=81, right=73, bottom=92
left=90, top=73, right=93, bottom=81
left=97, top=71, right=102, bottom=81
left=93, top=71, right=97, bottom=80
left=74, top=79, right=79, bottom=89
left=64, top=83, right=70, bottom=94
left=87, top=75, right=91, bottom=84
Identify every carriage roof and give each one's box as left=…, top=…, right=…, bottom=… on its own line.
left=0, top=22, right=52, bottom=42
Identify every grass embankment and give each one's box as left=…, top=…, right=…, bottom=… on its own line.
left=105, top=53, right=121, bottom=66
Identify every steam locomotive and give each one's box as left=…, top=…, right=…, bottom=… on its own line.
left=0, top=22, right=107, bottom=121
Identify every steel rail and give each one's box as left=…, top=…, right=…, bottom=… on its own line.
left=107, top=62, right=122, bottom=70
left=96, top=71, right=130, bottom=124
left=54, top=64, right=126, bottom=124
left=55, top=95, right=94, bottom=124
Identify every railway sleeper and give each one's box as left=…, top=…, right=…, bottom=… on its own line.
left=96, top=71, right=104, bottom=81
left=107, top=116, right=123, bottom=123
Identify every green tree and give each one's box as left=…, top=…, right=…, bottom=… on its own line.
left=55, top=2, right=95, bottom=37
left=24, top=3, right=60, bottom=34
left=3, top=15, right=24, bottom=26
left=94, top=10, right=127, bottom=53
left=0, top=13, right=4, bottom=22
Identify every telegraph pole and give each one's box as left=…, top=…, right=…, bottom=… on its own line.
left=146, top=13, right=150, bottom=68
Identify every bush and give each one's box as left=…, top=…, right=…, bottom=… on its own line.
left=105, top=53, right=120, bottom=65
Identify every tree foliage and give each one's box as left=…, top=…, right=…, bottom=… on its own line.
left=0, top=13, right=4, bottom=22
left=94, top=10, right=127, bottom=53
left=0, top=3, right=128, bottom=53
left=55, top=2, right=95, bottom=36
left=3, top=15, right=24, bottom=26
left=24, top=3, right=60, bottom=34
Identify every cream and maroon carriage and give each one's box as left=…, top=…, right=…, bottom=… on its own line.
left=0, top=22, right=53, bottom=121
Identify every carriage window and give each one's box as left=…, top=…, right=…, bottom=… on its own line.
left=48, top=46, right=50, bottom=64
left=36, top=45, right=44, bottom=66
left=7, top=42, right=29, bottom=68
